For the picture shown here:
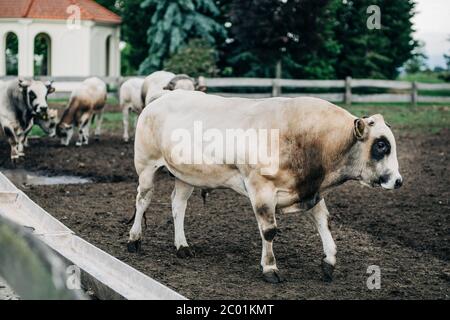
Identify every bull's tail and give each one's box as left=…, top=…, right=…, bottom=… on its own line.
left=201, top=189, right=212, bottom=205
left=125, top=208, right=147, bottom=229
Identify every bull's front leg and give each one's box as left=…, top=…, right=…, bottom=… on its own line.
left=3, top=126, right=20, bottom=162
left=246, top=175, right=284, bottom=283
left=308, top=199, right=337, bottom=282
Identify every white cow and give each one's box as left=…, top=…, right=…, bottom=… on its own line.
left=120, top=78, right=144, bottom=142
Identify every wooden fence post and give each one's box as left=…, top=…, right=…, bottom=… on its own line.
left=272, top=60, right=282, bottom=97
left=345, top=76, right=352, bottom=105
left=272, top=79, right=281, bottom=97
left=411, top=81, right=418, bottom=106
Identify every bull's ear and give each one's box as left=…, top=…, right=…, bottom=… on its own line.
left=164, top=80, right=175, bottom=91
left=18, top=79, right=31, bottom=90
left=46, top=81, right=55, bottom=94
left=354, top=118, right=367, bottom=140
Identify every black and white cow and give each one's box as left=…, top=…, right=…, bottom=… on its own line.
left=0, top=79, right=56, bottom=161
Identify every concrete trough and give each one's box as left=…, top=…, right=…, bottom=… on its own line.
left=0, top=172, right=186, bottom=300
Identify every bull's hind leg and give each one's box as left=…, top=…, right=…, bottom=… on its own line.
left=171, top=179, right=194, bottom=258
left=246, top=175, right=284, bottom=283
left=122, top=105, right=130, bottom=142
left=127, top=164, right=161, bottom=253
left=308, top=199, right=337, bottom=282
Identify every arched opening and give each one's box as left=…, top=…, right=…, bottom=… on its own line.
left=105, top=35, right=112, bottom=76
left=5, top=32, right=19, bottom=75
left=34, top=33, right=51, bottom=76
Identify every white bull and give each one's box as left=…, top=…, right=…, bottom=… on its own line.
left=120, top=78, right=144, bottom=142
left=128, top=91, right=403, bottom=283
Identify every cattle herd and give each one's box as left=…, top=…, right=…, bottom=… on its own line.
left=0, top=72, right=403, bottom=284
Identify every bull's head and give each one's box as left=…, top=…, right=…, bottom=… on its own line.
left=353, top=114, right=403, bottom=190
left=35, top=108, right=58, bottom=137
left=56, top=122, right=73, bottom=146
left=18, top=79, right=55, bottom=115
left=164, top=74, right=196, bottom=91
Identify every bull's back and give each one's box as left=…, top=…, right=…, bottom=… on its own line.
left=73, top=78, right=107, bottom=107
left=136, top=91, right=355, bottom=185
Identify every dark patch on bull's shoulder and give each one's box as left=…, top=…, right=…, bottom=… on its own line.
left=289, top=139, right=326, bottom=203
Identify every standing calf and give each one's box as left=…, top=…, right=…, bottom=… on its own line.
left=56, top=77, right=107, bottom=146
left=128, top=91, right=403, bottom=283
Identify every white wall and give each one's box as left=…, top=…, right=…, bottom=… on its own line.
left=90, top=24, right=120, bottom=77
left=0, top=18, right=120, bottom=77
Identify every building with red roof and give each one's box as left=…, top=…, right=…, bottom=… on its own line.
left=0, top=0, right=122, bottom=77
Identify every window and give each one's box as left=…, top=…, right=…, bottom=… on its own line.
left=34, top=33, right=51, bottom=76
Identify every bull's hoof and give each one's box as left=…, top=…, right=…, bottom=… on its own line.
left=321, top=260, right=335, bottom=282
left=127, top=240, right=141, bottom=253
left=176, top=246, right=194, bottom=259
left=263, top=269, right=285, bottom=284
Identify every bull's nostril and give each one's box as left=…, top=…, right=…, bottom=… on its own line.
left=394, top=179, right=403, bottom=189
left=379, top=174, right=389, bottom=185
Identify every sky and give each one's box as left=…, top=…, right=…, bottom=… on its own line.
left=413, top=0, right=450, bottom=68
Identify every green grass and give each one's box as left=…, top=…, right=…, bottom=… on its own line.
left=340, top=103, right=449, bottom=133
left=398, top=72, right=445, bottom=83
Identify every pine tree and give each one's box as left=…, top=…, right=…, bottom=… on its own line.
left=139, top=0, right=226, bottom=75
left=334, top=0, right=417, bottom=79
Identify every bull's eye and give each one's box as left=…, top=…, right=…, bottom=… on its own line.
left=371, top=136, right=391, bottom=161
left=29, top=91, right=36, bottom=101
left=377, top=141, right=386, bottom=152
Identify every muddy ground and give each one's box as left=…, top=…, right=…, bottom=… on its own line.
left=0, top=129, right=449, bottom=299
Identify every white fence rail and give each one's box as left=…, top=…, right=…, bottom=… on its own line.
left=1, top=76, right=450, bottom=104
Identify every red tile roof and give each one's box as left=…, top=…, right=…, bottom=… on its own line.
left=0, top=0, right=121, bottom=24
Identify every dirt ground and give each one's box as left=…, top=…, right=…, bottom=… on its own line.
left=0, top=129, right=449, bottom=299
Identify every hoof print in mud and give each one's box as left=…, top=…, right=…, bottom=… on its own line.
left=176, top=246, right=194, bottom=258
left=127, top=240, right=141, bottom=253
left=263, top=270, right=285, bottom=284
left=321, top=260, right=334, bottom=282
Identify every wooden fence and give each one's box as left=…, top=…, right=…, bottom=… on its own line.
left=1, top=76, right=450, bottom=105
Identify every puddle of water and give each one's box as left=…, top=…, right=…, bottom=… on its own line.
left=0, top=169, right=92, bottom=186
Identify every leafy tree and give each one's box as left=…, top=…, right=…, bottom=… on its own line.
left=120, top=0, right=154, bottom=75
left=335, top=0, right=417, bottom=79
left=163, top=39, right=219, bottom=77
left=94, top=0, right=120, bottom=14
left=227, top=0, right=340, bottom=79
left=404, top=41, right=428, bottom=74
left=139, top=0, right=226, bottom=75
